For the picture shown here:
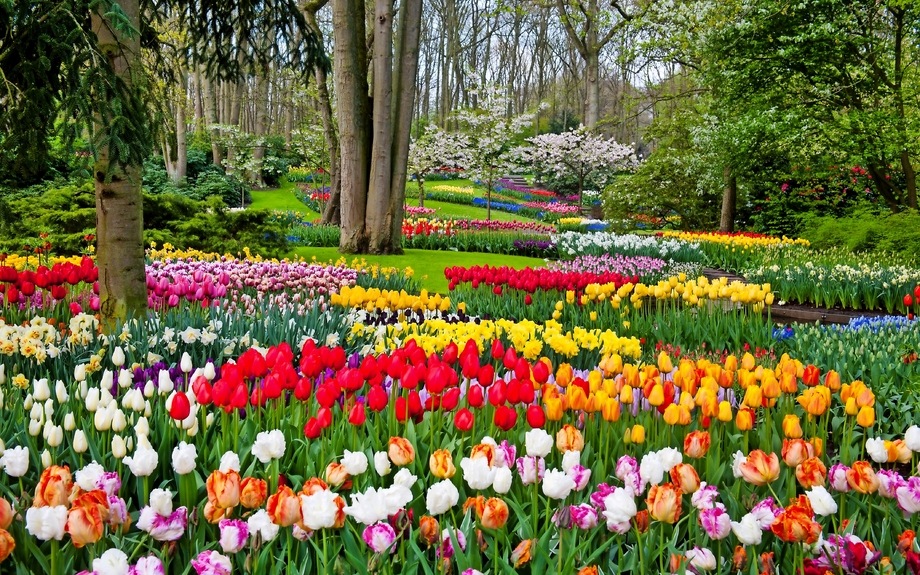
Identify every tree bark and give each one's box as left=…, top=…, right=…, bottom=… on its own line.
left=206, top=77, right=224, bottom=166
left=252, top=66, right=269, bottom=187
left=334, top=0, right=371, bottom=252
left=386, top=0, right=422, bottom=249
left=720, top=166, right=736, bottom=232
left=366, top=0, right=394, bottom=254
left=91, top=0, right=147, bottom=323
left=174, top=69, right=188, bottom=184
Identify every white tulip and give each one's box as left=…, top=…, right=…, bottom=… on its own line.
left=94, top=406, right=113, bottom=432
left=219, top=451, right=240, bottom=473
left=492, top=466, right=513, bottom=494
left=0, top=364, right=4, bottom=385
left=28, top=419, right=42, bottom=437
left=100, top=369, right=114, bottom=392
left=251, top=430, right=286, bottom=463
left=144, top=400, right=152, bottom=417
left=23, top=394, right=33, bottom=411
left=41, top=449, right=51, bottom=468
left=112, top=410, right=127, bottom=433
left=127, top=436, right=135, bottom=452
left=73, top=430, right=88, bottom=453
left=75, top=461, right=105, bottom=491
left=118, top=369, right=133, bottom=389
left=342, top=450, right=369, bottom=475
left=180, top=352, right=193, bottom=373
left=85, top=388, right=100, bottom=412
left=204, top=363, right=216, bottom=380
left=0, top=446, right=29, bottom=477
left=172, top=442, right=198, bottom=475
left=374, top=451, right=391, bottom=476
left=46, top=426, right=63, bottom=448
left=906, top=425, right=920, bottom=452
left=806, top=486, right=838, bottom=516
left=135, top=416, right=149, bottom=437
left=63, top=413, right=75, bottom=431
left=55, top=380, right=69, bottom=403
left=33, top=378, right=51, bottom=402
left=157, top=370, right=174, bottom=394
left=74, top=364, right=87, bottom=382
left=111, top=435, right=127, bottom=459
left=29, top=403, right=44, bottom=422
left=524, top=428, right=553, bottom=458
left=205, top=413, right=214, bottom=428
left=112, top=347, right=125, bottom=367
left=79, top=380, right=87, bottom=399
left=149, top=488, right=173, bottom=516
left=43, top=399, right=54, bottom=420
left=25, top=506, right=67, bottom=540
left=124, top=446, right=158, bottom=477
left=143, top=380, right=155, bottom=398
left=425, top=480, right=460, bottom=516
left=186, top=418, right=199, bottom=437
left=541, top=469, right=576, bottom=500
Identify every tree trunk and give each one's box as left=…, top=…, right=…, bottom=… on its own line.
left=91, top=0, right=147, bottom=323
left=585, top=49, right=600, bottom=130
left=385, top=0, right=422, bottom=249
left=252, top=67, right=269, bottom=187
left=902, top=150, right=918, bottom=210
left=174, top=69, right=188, bottom=184
left=366, top=0, right=394, bottom=254
left=720, top=166, right=736, bottom=233
left=334, top=0, right=371, bottom=252
left=867, top=165, right=903, bottom=212
left=206, top=77, right=223, bottom=166
left=193, top=66, right=205, bottom=136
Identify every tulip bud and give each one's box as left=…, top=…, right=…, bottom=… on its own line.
left=94, top=406, right=113, bottom=432
left=180, top=352, right=193, bottom=373
left=29, top=419, right=42, bottom=437
left=74, top=364, right=87, bottom=382
left=143, top=381, right=155, bottom=398
left=112, top=346, right=125, bottom=367
left=118, top=369, right=133, bottom=389
left=46, top=425, right=63, bottom=447
left=23, top=394, right=34, bottom=411
left=63, top=413, right=75, bottom=431
left=112, top=409, right=127, bottom=433
left=204, top=363, right=216, bottom=380
left=55, top=380, right=69, bottom=403
left=135, top=416, right=150, bottom=437
left=33, top=378, right=51, bottom=402
left=85, top=388, right=100, bottom=412
left=73, top=430, right=88, bottom=453
left=100, top=369, right=114, bottom=392
left=158, top=370, right=174, bottom=394
left=112, top=435, right=127, bottom=459
left=630, top=425, right=646, bottom=444
left=41, top=449, right=51, bottom=469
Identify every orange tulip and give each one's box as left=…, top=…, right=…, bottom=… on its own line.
left=733, top=545, right=748, bottom=571
left=779, top=372, right=798, bottom=394
left=782, top=414, right=803, bottom=439
left=429, top=449, right=457, bottom=479
left=669, top=464, right=700, bottom=494
left=795, top=458, right=827, bottom=488
left=65, top=490, right=109, bottom=548
left=568, top=385, right=588, bottom=411
left=240, top=477, right=268, bottom=509
left=740, top=352, right=756, bottom=371
left=683, top=431, right=711, bottom=458
left=332, top=494, right=347, bottom=528
left=577, top=567, right=599, bottom=575
left=630, top=425, right=646, bottom=444
left=206, top=469, right=241, bottom=510
left=738, top=369, right=756, bottom=390
left=823, top=370, right=841, bottom=392
left=556, top=364, right=574, bottom=388
left=203, top=501, right=230, bottom=524
left=658, top=352, right=674, bottom=374
left=646, top=483, right=682, bottom=523
left=511, top=539, right=534, bottom=567
left=33, top=465, right=73, bottom=508
left=697, top=389, right=718, bottom=418
left=739, top=450, right=780, bottom=486
left=470, top=444, right=495, bottom=467
left=809, top=437, right=824, bottom=458
left=856, top=406, right=875, bottom=428
left=846, top=461, right=879, bottom=494
left=301, top=477, right=330, bottom=496
left=388, top=437, right=416, bottom=466
left=770, top=496, right=821, bottom=544
left=735, top=407, right=754, bottom=431
left=647, top=384, right=665, bottom=407
left=781, top=439, right=814, bottom=467
left=0, top=529, right=13, bottom=563
left=556, top=424, right=584, bottom=453
left=797, top=386, right=830, bottom=416
left=633, top=509, right=650, bottom=534
left=324, top=462, right=350, bottom=487
left=761, top=372, right=781, bottom=399
left=887, top=439, right=912, bottom=464
left=267, top=485, right=302, bottom=527
left=602, top=398, right=621, bottom=422
left=0, top=499, right=12, bottom=530
left=742, top=385, right=762, bottom=408
left=481, top=498, right=509, bottom=529
left=419, top=516, right=440, bottom=546
left=463, top=495, right=485, bottom=519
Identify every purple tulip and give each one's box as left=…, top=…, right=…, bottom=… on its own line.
left=362, top=522, right=397, bottom=554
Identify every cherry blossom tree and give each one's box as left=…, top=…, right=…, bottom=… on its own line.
left=407, top=126, right=469, bottom=207
left=454, top=82, right=536, bottom=220
left=523, top=126, right=637, bottom=206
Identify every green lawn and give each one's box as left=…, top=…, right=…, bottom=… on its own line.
left=291, top=247, right=545, bottom=294
left=248, top=179, right=320, bottom=218
left=412, top=199, right=537, bottom=222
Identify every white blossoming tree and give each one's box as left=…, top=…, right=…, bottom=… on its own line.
left=454, top=82, right=536, bottom=220
left=407, top=126, right=468, bottom=207
left=523, top=126, right=637, bottom=207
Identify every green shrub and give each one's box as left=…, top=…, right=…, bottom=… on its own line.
left=0, top=183, right=96, bottom=253
left=799, top=209, right=920, bottom=259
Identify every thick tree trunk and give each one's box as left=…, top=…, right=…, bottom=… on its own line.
left=174, top=69, right=188, bottom=184
left=91, top=1, right=147, bottom=323
left=385, top=0, right=422, bottom=250
left=867, top=165, right=903, bottom=213
left=334, top=0, right=371, bottom=252
left=585, top=50, right=600, bottom=130
left=193, top=66, right=205, bottom=136
left=366, top=0, right=394, bottom=254
left=902, top=150, right=918, bottom=210
left=720, top=166, right=736, bottom=232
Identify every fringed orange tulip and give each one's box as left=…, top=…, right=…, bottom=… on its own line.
left=846, top=461, right=880, bottom=494
left=683, top=431, right=711, bottom=458
left=795, top=458, right=827, bottom=488
left=738, top=450, right=780, bottom=486
left=646, top=483, right=682, bottom=523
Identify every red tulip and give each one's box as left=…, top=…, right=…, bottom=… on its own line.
left=426, top=365, right=449, bottom=395
left=802, top=364, right=820, bottom=386
left=494, top=405, right=517, bottom=431
left=488, top=381, right=507, bottom=407
left=304, top=417, right=322, bottom=439
left=250, top=387, right=266, bottom=407
left=524, top=294, right=532, bottom=305
left=192, top=376, right=213, bottom=405
left=468, top=384, right=485, bottom=408
left=315, top=384, right=338, bottom=408
left=400, top=366, right=420, bottom=390
left=526, top=405, right=546, bottom=428
left=170, top=392, right=191, bottom=420
left=19, top=281, right=35, bottom=296
left=518, top=380, right=535, bottom=404
left=359, top=356, right=378, bottom=381
left=491, top=340, right=504, bottom=360
left=408, top=391, right=423, bottom=418
left=442, top=388, right=461, bottom=411
left=906, top=294, right=915, bottom=307
left=367, top=385, right=388, bottom=412
left=514, top=358, right=530, bottom=381
left=230, top=384, right=248, bottom=409
left=263, top=373, right=282, bottom=400
left=69, top=302, right=82, bottom=315
left=317, top=407, right=333, bottom=429
left=443, top=342, right=459, bottom=365
left=914, top=285, right=920, bottom=298
left=532, top=361, right=549, bottom=384
left=478, top=365, right=495, bottom=387
left=461, top=354, right=480, bottom=380
left=329, top=347, right=347, bottom=371
left=348, top=402, right=366, bottom=426
left=502, top=347, right=518, bottom=371
left=294, top=378, right=312, bottom=401
left=506, top=380, right=521, bottom=404
left=454, top=408, right=474, bottom=432
left=395, top=397, right=409, bottom=422
left=212, top=380, right=231, bottom=407
left=50, top=285, right=67, bottom=300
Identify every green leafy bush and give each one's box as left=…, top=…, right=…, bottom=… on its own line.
left=799, top=209, right=920, bottom=259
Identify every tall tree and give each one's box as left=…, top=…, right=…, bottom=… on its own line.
left=334, top=0, right=423, bottom=254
